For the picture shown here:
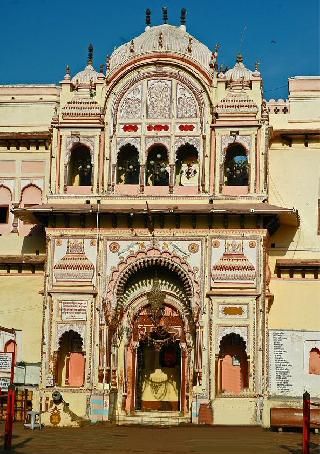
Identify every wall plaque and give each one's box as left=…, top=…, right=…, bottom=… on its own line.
left=269, top=330, right=320, bottom=397
left=0, top=377, right=10, bottom=391
left=61, top=301, right=87, bottom=321
left=0, top=352, right=13, bottom=372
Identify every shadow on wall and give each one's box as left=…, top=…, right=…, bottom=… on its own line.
left=21, top=224, right=46, bottom=255
left=280, top=442, right=319, bottom=453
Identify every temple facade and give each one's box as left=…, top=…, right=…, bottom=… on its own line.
left=0, top=9, right=319, bottom=426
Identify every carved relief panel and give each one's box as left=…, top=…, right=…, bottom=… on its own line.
left=211, top=236, right=260, bottom=289
left=52, top=238, right=97, bottom=286
left=146, top=80, right=172, bottom=119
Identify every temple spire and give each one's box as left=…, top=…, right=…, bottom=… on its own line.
left=146, top=8, right=151, bottom=26
left=162, top=6, right=168, bottom=24
left=180, top=8, right=186, bottom=26
left=87, top=43, right=93, bottom=65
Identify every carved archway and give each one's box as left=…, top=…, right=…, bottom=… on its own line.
left=105, top=247, right=200, bottom=321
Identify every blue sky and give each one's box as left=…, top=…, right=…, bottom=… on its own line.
left=1, top=0, right=319, bottom=99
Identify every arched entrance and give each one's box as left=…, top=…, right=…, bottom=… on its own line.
left=108, top=261, right=196, bottom=419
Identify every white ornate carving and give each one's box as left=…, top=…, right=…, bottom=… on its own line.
left=218, top=326, right=249, bottom=352
left=65, top=136, right=95, bottom=164
left=221, top=135, right=252, bottom=163
left=117, top=138, right=140, bottom=153
left=175, top=137, right=201, bottom=152
left=147, top=80, right=171, bottom=119
left=176, top=84, right=197, bottom=118
left=21, top=178, right=44, bottom=191
left=119, top=84, right=142, bottom=119
left=145, top=137, right=170, bottom=153
left=56, top=323, right=86, bottom=350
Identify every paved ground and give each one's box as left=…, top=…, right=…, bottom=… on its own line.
left=0, top=423, right=319, bottom=453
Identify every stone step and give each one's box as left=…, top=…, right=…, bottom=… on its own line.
left=116, top=411, right=190, bottom=426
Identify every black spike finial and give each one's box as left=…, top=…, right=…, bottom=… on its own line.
left=162, top=6, right=168, bottom=24
left=146, top=8, right=151, bottom=26
left=181, top=8, right=187, bottom=26
left=88, top=43, right=94, bottom=65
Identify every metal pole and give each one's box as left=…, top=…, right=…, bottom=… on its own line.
left=4, top=385, right=15, bottom=451
left=303, top=391, right=310, bottom=454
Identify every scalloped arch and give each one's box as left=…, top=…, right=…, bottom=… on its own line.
left=106, top=247, right=200, bottom=316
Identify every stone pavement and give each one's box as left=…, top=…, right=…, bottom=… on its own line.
left=0, top=422, right=319, bottom=454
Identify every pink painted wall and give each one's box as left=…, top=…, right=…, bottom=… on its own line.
left=309, top=348, right=320, bottom=375
left=21, top=161, right=45, bottom=174
left=68, top=353, right=85, bottom=387
left=221, top=345, right=248, bottom=394
left=0, top=161, right=16, bottom=174
left=20, top=184, right=42, bottom=236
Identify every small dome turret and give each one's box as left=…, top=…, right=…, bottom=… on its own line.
left=71, top=44, right=99, bottom=86
left=223, top=54, right=253, bottom=81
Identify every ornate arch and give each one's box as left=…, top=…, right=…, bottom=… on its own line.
left=109, top=70, right=208, bottom=130
left=55, top=324, right=86, bottom=350
left=217, top=327, right=248, bottom=354
left=65, top=136, right=95, bottom=165
left=0, top=184, right=12, bottom=197
left=105, top=247, right=201, bottom=321
left=19, top=183, right=43, bottom=204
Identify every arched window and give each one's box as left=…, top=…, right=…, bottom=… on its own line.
left=309, top=347, right=320, bottom=375
left=146, top=145, right=169, bottom=186
left=55, top=330, right=85, bottom=387
left=0, top=185, right=12, bottom=235
left=224, top=144, right=249, bottom=186
left=175, top=144, right=199, bottom=186
left=68, top=145, right=92, bottom=186
left=116, top=144, right=140, bottom=184
left=4, top=340, right=17, bottom=365
left=217, top=333, right=248, bottom=395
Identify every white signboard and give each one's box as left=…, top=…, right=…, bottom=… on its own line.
left=0, top=377, right=10, bottom=391
left=61, top=301, right=87, bottom=321
left=269, top=330, right=320, bottom=397
left=0, top=352, right=13, bottom=372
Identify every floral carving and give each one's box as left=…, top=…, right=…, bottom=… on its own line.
left=109, top=242, right=120, bottom=253
left=119, top=84, right=142, bottom=119
left=177, top=84, right=197, bottom=118
left=188, top=243, right=199, bottom=254
left=147, top=80, right=171, bottom=119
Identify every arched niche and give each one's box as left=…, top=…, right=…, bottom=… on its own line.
left=67, top=144, right=92, bottom=187
left=0, top=185, right=12, bottom=235
left=217, top=333, right=249, bottom=395
left=223, top=143, right=249, bottom=187
left=55, top=330, right=85, bottom=387
left=20, top=184, right=42, bottom=206
left=116, top=144, right=140, bottom=184
left=175, top=143, right=199, bottom=186
left=4, top=340, right=17, bottom=365
left=309, top=347, right=320, bottom=375
left=146, top=144, right=169, bottom=186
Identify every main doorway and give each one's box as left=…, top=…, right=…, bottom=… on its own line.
left=136, top=336, right=181, bottom=411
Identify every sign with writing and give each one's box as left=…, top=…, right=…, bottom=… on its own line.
left=0, top=377, right=10, bottom=391
left=0, top=352, right=13, bottom=372
left=61, top=301, right=87, bottom=321
left=269, top=330, right=320, bottom=398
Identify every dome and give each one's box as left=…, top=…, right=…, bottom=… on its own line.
left=71, top=64, right=99, bottom=86
left=109, top=24, right=213, bottom=74
left=223, top=54, right=253, bottom=81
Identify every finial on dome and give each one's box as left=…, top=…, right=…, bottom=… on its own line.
left=180, top=8, right=187, bottom=26
left=99, top=64, right=104, bottom=74
left=106, top=55, right=110, bottom=71
left=146, top=8, right=151, bottom=27
left=64, top=65, right=71, bottom=80
left=236, top=53, right=243, bottom=63
left=162, top=6, right=168, bottom=24
left=88, top=43, right=94, bottom=65
left=255, top=61, right=260, bottom=71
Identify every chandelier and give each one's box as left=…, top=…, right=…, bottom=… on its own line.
left=147, top=276, right=165, bottom=326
